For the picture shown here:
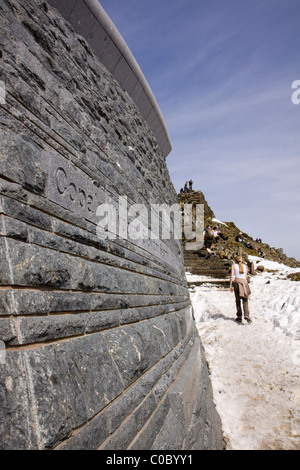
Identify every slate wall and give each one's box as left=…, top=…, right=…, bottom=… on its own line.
left=47, top=0, right=172, bottom=158
left=0, top=0, right=224, bottom=450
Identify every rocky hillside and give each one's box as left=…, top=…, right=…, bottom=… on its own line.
left=178, top=189, right=300, bottom=275
left=211, top=220, right=300, bottom=268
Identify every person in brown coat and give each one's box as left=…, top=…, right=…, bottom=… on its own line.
left=230, top=256, right=252, bottom=324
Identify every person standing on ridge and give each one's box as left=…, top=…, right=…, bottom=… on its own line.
left=230, top=255, right=252, bottom=324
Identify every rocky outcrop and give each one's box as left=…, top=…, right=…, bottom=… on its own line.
left=179, top=189, right=300, bottom=279
left=0, top=0, right=223, bottom=450
left=179, top=190, right=231, bottom=279
left=179, top=190, right=215, bottom=228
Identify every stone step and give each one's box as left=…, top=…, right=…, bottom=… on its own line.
left=188, top=279, right=230, bottom=288
left=183, top=249, right=231, bottom=278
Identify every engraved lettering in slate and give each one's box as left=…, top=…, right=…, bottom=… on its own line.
left=49, top=155, right=107, bottom=220
left=48, top=154, right=181, bottom=272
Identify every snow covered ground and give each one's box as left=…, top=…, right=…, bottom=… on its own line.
left=188, top=256, right=300, bottom=450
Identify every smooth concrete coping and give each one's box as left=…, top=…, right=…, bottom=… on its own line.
left=48, top=0, right=172, bottom=157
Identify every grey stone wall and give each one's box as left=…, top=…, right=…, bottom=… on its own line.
left=0, top=0, right=224, bottom=450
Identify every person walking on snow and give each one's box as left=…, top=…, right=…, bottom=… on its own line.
left=230, top=255, right=252, bottom=324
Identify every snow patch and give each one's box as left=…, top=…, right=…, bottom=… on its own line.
left=188, top=259, right=300, bottom=450
left=212, top=218, right=228, bottom=227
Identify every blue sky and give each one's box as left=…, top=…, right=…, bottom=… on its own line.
left=99, top=0, right=300, bottom=260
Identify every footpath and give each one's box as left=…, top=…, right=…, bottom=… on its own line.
left=188, top=257, right=300, bottom=450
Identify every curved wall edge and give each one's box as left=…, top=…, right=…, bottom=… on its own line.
left=48, top=0, right=172, bottom=158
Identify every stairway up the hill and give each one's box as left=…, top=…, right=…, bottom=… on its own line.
left=184, top=248, right=231, bottom=280
left=179, top=188, right=231, bottom=286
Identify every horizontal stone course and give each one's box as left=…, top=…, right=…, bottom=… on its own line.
left=0, top=288, right=188, bottom=317
left=0, top=185, right=183, bottom=280
left=0, top=208, right=184, bottom=285
left=0, top=303, right=191, bottom=346
left=0, top=316, right=195, bottom=450
left=1, top=237, right=187, bottom=296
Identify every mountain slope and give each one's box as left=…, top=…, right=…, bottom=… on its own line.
left=178, top=189, right=300, bottom=274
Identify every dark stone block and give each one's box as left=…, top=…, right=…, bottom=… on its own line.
left=128, top=396, right=171, bottom=450
left=0, top=318, right=18, bottom=344
left=0, top=291, right=12, bottom=316
left=0, top=239, right=12, bottom=285
left=57, top=410, right=109, bottom=450
left=25, top=333, right=125, bottom=449
left=0, top=130, right=48, bottom=196
left=0, top=352, right=38, bottom=450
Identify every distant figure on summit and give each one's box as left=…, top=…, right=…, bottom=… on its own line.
left=182, top=180, right=194, bottom=192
